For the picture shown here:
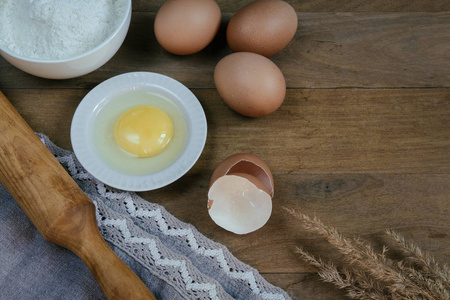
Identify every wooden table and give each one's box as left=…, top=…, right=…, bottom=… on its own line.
left=1, top=1, right=449, bottom=299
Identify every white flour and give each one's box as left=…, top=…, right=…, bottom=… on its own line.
left=0, top=0, right=127, bottom=60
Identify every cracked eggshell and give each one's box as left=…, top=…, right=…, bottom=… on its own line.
left=208, top=153, right=274, bottom=234
left=209, top=153, right=274, bottom=196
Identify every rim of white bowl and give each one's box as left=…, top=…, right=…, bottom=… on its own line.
left=0, top=0, right=132, bottom=63
left=70, top=72, right=208, bottom=191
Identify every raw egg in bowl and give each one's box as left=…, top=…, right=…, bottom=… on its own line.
left=71, top=72, right=207, bottom=191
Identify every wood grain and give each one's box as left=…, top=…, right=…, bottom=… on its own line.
left=0, top=1, right=449, bottom=299
left=1, top=12, right=449, bottom=89
left=3, top=88, right=449, bottom=173
left=132, top=0, right=450, bottom=12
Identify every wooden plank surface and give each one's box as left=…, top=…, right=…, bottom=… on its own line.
left=3, top=88, right=449, bottom=173
left=0, top=0, right=449, bottom=299
left=1, top=12, right=449, bottom=89
left=133, top=0, right=450, bottom=12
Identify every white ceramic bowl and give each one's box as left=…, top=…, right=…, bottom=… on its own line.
left=71, top=72, right=208, bottom=191
left=0, top=1, right=131, bottom=79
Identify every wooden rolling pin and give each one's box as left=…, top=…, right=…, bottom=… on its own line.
left=0, top=91, right=156, bottom=300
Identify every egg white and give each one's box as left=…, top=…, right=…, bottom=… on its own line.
left=92, top=89, right=188, bottom=175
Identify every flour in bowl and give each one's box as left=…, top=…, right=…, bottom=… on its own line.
left=0, top=0, right=127, bottom=60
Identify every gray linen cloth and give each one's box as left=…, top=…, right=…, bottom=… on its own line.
left=0, top=134, right=291, bottom=300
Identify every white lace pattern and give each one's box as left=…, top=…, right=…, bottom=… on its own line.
left=39, top=134, right=291, bottom=300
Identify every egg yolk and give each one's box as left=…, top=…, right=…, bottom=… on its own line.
left=114, top=105, right=173, bottom=158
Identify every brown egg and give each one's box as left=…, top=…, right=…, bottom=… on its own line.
left=214, top=52, right=286, bottom=117
left=154, top=0, right=221, bottom=55
left=208, top=153, right=274, bottom=234
left=227, top=0, right=298, bottom=57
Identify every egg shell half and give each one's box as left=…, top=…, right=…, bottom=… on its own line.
left=214, top=52, right=286, bottom=117
left=209, top=153, right=274, bottom=197
left=227, top=0, right=298, bottom=57
left=154, top=0, right=221, bottom=55
left=208, top=175, right=272, bottom=234
left=208, top=153, right=274, bottom=234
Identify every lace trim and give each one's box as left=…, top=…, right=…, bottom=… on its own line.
left=39, top=134, right=290, bottom=300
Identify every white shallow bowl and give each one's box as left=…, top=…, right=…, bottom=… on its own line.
left=0, top=0, right=131, bottom=79
left=71, top=72, right=208, bottom=191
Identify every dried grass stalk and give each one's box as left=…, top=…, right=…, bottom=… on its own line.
left=283, top=207, right=450, bottom=300
left=295, top=246, right=388, bottom=300
left=385, top=229, right=450, bottom=282
left=385, top=229, right=450, bottom=298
